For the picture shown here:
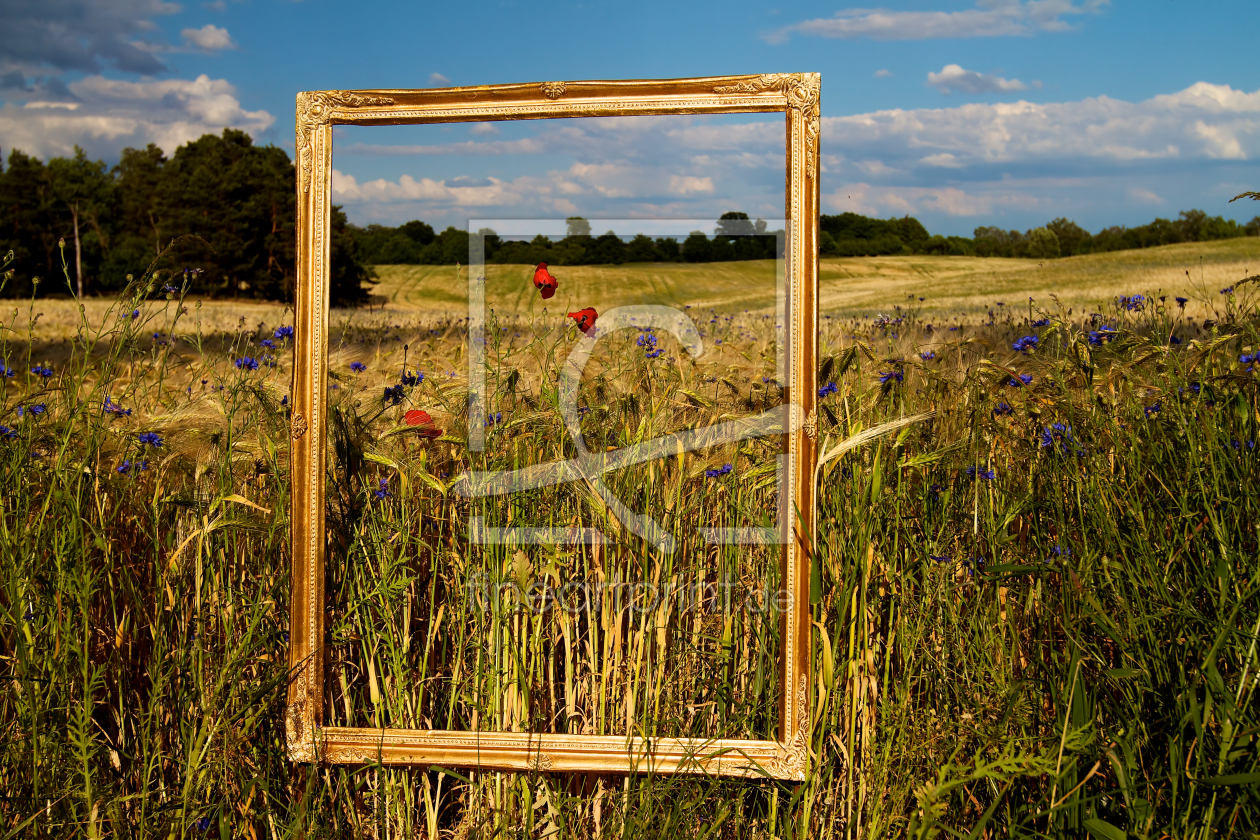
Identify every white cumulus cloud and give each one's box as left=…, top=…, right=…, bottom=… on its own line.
left=927, top=64, right=1028, bottom=94
left=765, top=0, right=1109, bottom=43
left=182, top=24, right=237, bottom=51
left=0, top=74, right=275, bottom=159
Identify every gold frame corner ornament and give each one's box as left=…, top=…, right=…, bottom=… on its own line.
left=287, top=74, right=820, bottom=779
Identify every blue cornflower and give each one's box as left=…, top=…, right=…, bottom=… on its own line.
left=645, top=348, right=664, bottom=358
left=1144, top=403, right=1161, bottom=418
left=1039, top=423, right=1075, bottom=455
left=878, top=370, right=904, bottom=385
left=0, top=364, right=16, bottom=378
left=705, top=463, right=733, bottom=478
left=1031, top=318, right=1050, bottom=327
left=1118, top=294, right=1145, bottom=311
left=350, top=361, right=367, bottom=373
left=1170, top=336, right=1183, bottom=345
left=818, top=381, right=838, bottom=398
left=130, top=309, right=140, bottom=320
left=103, top=396, right=131, bottom=416
left=1175, top=297, right=1188, bottom=307
left=116, top=460, right=149, bottom=475
left=1012, top=335, right=1038, bottom=354
left=930, top=555, right=951, bottom=563
left=30, top=365, right=53, bottom=378
left=928, top=483, right=944, bottom=501
left=192, top=817, right=212, bottom=832
left=400, top=370, right=422, bottom=387
left=162, top=284, right=177, bottom=293
left=993, top=402, right=1014, bottom=416
left=1087, top=326, right=1119, bottom=346
left=1050, top=545, right=1071, bottom=557
left=1221, top=286, right=1235, bottom=295
left=965, top=466, right=996, bottom=480
left=383, top=384, right=404, bottom=405
left=138, top=432, right=163, bottom=448
left=485, top=412, right=503, bottom=427
left=260, top=338, right=276, bottom=350
left=1241, top=353, right=1255, bottom=365
left=373, top=478, right=391, bottom=500
left=919, top=351, right=936, bottom=361
left=234, top=356, right=259, bottom=371
left=274, top=326, right=294, bottom=340
left=281, top=395, right=289, bottom=406
left=577, top=405, right=591, bottom=415
left=0, top=425, right=16, bottom=439
left=636, top=333, right=658, bottom=349
left=1009, top=374, right=1033, bottom=387
left=17, top=403, right=45, bottom=418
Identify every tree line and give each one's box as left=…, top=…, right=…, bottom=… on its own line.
left=0, top=130, right=372, bottom=304
left=349, top=213, right=785, bottom=266
left=2, top=129, right=1256, bottom=303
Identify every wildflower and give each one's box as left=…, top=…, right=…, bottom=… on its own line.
left=1087, top=326, right=1119, bottom=346
left=260, top=338, right=276, bottom=350
left=17, top=404, right=45, bottom=418
left=1039, top=423, right=1075, bottom=455
left=930, top=555, right=951, bottom=563
left=1012, top=335, right=1038, bottom=354
left=130, top=309, right=140, bottom=320
left=162, top=283, right=177, bottom=293
left=192, top=817, right=212, bottom=832
left=383, top=384, right=404, bottom=405
left=578, top=405, right=591, bottom=415
left=1221, top=286, right=1235, bottom=295
left=0, top=364, right=16, bottom=378
left=705, top=463, right=733, bottom=478
left=116, top=460, right=149, bottom=475
left=1031, top=318, right=1050, bottom=327
left=1118, top=294, right=1145, bottom=311
left=1144, top=403, right=1161, bottom=418
left=0, top=425, right=17, bottom=439
left=1050, top=545, right=1071, bottom=557
left=878, top=370, right=904, bottom=385
left=645, top=348, right=664, bottom=358
left=965, top=466, right=996, bottom=480
left=993, top=402, right=1014, bottom=416
left=30, top=365, right=53, bottom=378
left=485, top=412, right=503, bottom=427
left=281, top=395, right=289, bottom=406
left=1241, top=353, right=1255, bottom=365
left=1175, top=297, right=1188, bottom=307
left=636, top=333, right=658, bottom=349
left=138, top=432, right=163, bottom=448
left=400, top=370, right=423, bottom=387
left=373, top=478, right=391, bottom=500
left=818, top=381, right=838, bottom=398
left=919, top=351, right=936, bottom=361
left=1008, top=374, right=1033, bottom=387
left=1170, top=336, right=1182, bottom=345
left=350, top=361, right=367, bottom=373
left=234, top=356, right=259, bottom=371
left=103, top=396, right=131, bottom=416
left=274, top=326, right=294, bottom=340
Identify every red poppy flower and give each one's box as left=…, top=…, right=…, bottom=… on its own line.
left=532, top=263, right=558, bottom=300
left=568, top=307, right=598, bottom=336
left=404, top=409, right=443, bottom=439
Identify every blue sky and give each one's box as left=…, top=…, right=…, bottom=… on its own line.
left=2, top=0, right=1259, bottom=237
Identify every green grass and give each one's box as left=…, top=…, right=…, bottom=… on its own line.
left=2, top=242, right=1260, bottom=837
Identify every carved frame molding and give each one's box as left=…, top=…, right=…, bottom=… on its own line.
left=287, top=74, right=820, bottom=779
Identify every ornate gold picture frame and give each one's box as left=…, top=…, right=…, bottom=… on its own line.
left=286, top=74, right=820, bottom=779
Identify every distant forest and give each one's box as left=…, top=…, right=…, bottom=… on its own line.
left=354, top=209, right=1260, bottom=267
left=1, top=129, right=1257, bottom=303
